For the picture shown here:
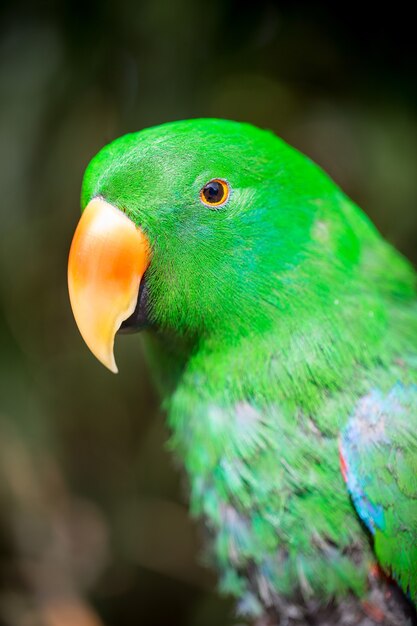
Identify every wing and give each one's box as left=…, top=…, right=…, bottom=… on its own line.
left=340, top=383, right=417, bottom=603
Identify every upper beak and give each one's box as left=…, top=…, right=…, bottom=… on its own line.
left=68, top=197, right=150, bottom=373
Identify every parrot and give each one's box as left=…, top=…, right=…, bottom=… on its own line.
left=67, top=119, right=417, bottom=626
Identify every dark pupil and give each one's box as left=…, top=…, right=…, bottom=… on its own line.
left=203, top=181, right=224, bottom=203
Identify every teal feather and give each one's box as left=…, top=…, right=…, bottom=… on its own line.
left=341, top=384, right=417, bottom=600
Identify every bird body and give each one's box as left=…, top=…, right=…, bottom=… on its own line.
left=68, top=119, right=417, bottom=624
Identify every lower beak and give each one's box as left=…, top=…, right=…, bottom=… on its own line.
left=68, top=197, right=150, bottom=373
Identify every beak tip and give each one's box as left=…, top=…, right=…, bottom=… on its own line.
left=98, top=351, right=119, bottom=374
left=109, top=363, right=119, bottom=375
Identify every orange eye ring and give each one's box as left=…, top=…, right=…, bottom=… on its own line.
left=200, top=179, right=230, bottom=208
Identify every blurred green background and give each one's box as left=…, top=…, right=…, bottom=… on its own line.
left=0, top=2, right=416, bottom=625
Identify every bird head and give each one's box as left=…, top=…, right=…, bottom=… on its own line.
left=68, top=118, right=346, bottom=372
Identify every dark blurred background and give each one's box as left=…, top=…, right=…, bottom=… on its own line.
left=0, top=2, right=416, bottom=625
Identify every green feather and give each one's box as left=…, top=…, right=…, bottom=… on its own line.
left=81, top=119, right=417, bottom=614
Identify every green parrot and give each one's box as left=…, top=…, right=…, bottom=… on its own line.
left=67, top=119, right=417, bottom=625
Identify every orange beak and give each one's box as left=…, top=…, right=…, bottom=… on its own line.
left=68, top=197, right=150, bottom=373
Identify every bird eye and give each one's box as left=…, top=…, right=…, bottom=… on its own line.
left=200, top=179, right=230, bottom=208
